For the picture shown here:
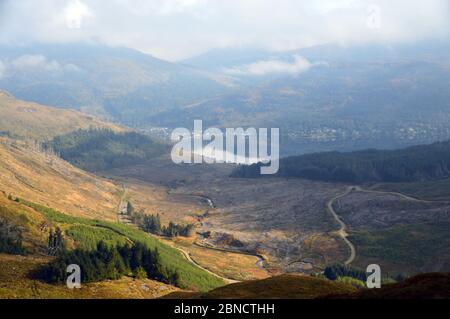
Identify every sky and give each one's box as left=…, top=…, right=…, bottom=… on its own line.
left=0, top=0, right=449, bottom=61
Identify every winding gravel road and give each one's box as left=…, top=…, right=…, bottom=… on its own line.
left=326, top=186, right=357, bottom=265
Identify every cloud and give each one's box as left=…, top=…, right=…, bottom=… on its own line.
left=0, top=61, right=5, bottom=79
left=0, top=55, right=83, bottom=77
left=224, top=55, right=314, bottom=76
left=0, top=0, right=449, bottom=61
left=64, top=0, right=94, bottom=29
left=157, top=0, right=206, bottom=15
left=11, top=54, right=61, bottom=71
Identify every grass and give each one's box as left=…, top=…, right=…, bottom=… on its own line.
left=18, top=199, right=226, bottom=292
left=336, top=276, right=366, bottom=289
left=65, top=225, right=130, bottom=250
left=349, top=222, right=450, bottom=274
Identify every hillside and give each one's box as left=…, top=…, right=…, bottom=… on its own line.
left=45, top=129, right=168, bottom=172
left=0, top=91, right=124, bottom=141
left=0, top=192, right=224, bottom=296
left=0, top=253, right=178, bottom=299
left=232, top=140, right=450, bottom=183
left=372, top=178, right=450, bottom=201
left=0, top=137, right=120, bottom=220
left=164, top=274, right=357, bottom=299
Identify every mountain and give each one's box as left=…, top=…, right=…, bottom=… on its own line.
left=181, top=47, right=272, bottom=71
left=3, top=41, right=450, bottom=156
left=0, top=91, right=124, bottom=141
left=176, top=42, right=450, bottom=154
left=184, top=41, right=450, bottom=71
left=0, top=98, right=225, bottom=295
left=0, top=43, right=233, bottom=127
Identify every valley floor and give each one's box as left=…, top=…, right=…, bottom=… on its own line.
left=103, top=158, right=350, bottom=273
left=103, top=157, right=450, bottom=276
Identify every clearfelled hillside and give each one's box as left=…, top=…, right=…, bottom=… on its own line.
left=0, top=137, right=120, bottom=220
left=0, top=91, right=125, bottom=141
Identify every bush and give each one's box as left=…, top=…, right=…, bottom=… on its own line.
left=134, top=267, right=148, bottom=279
left=324, top=264, right=367, bottom=281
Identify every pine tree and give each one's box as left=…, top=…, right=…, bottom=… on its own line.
left=126, top=202, right=134, bottom=215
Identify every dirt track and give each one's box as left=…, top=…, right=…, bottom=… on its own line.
left=326, top=187, right=356, bottom=265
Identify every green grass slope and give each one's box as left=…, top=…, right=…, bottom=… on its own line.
left=17, top=199, right=225, bottom=292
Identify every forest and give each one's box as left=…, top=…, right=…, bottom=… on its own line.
left=232, top=140, right=450, bottom=183
left=35, top=241, right=181, bottom=286
left=45, top=129, right=168, bottom=171
left=131, top=211, right=195, bottom=238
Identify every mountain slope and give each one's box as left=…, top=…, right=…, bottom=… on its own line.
left=0, top=192, right=224, bottom=296
left=0, top=91, right=124, bottom=141
left=45, top=128, right=169, bottom=172
left=0, top=137, right=120, bottom=220
left=0, top=43, right=232, bottom=126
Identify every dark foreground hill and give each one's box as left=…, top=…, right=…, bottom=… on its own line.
left=163, top=273, right=450, bottom=299
left=163, top=274, right=357, bottom=299
left=330, top=273, right=450, bottom=299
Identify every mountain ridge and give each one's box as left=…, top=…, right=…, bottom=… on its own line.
left=0, top=90, right=125, bottom=141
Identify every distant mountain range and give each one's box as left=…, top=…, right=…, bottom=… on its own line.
left=0, top=43, right=233, bottom=127
left=2, top=41, right=450, bottom=155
